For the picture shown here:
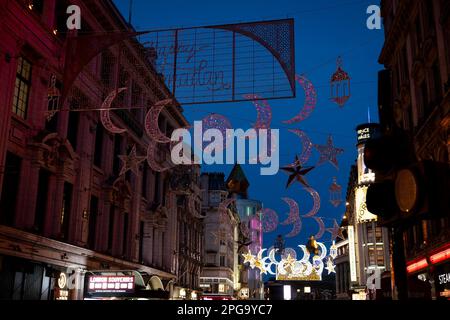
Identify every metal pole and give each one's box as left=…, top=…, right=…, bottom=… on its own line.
left=128, top=0, right=133, bottom=25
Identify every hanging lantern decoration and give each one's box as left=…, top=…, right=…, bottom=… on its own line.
left=330, top=56, right=351, bottom=107
left=329, top=177, right=343, bottom=207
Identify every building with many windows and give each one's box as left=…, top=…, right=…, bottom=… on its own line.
left=378, top=0, right=450, bottom=300
left=0, top=0, right=202, bottom=300
left=200, top=172, right=240, bottom=300
left=226, top=164, right=264, bottom=300
left=336, top=124, right=391, bottom=300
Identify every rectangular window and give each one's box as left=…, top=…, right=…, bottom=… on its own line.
left=220, top=255, right=225, bottom=267
left=34, top=169, right=50, bottom=234
left=108, top=206, right=116, bottom=253
left=368, top=246, right=376, bottom=266
left=0, top=152, right=22, bottom=226
left=113, top=135, right=122, bottom=175
left=67, top=111, right=79, bottom=151
left=139, top=221, right=144, bottom=263
left=60, top=183, right=73, bottom=241
left=122, top=212, right=129, bottom=257
left=376, top=246, right=385, bottom=266
left=375, top=227, right=383, bottom=243
left=154, top=172, right=161, bottom=204
left=12, top=57, right=32, bottom=118
left=141, top=164, right=148, bottom=198
left=88, top=196, right=99, bottom=249
left=93, top=125, right=104, bottom=168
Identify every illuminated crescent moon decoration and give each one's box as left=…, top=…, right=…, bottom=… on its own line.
left=288, top=129, right=313, bottom=165
left=312, top=217, right=326, bottom=240
left=285, top=218, right=302, bottom=238
left=261, top=208, right=279, bottom=233
left=283, top=74, right=317, bottom=124
left=302, top=187, right=321, bottom=218
left=100, top=87, right=128, bottom=134
left=280, top=198, right=300, bottom=226
left=243, top=94, right=273, bottom=130
left=264, top=249, right=278, bottom=276
left=281, top=248, right=297, bottom=260
left=218, top=198, right=235, bottom=224
left=144, top=99, right=173, bottom=143
left=277, top=257, right=288, bottom=276
left=268, top=248, right=278, bottom=263
left=243, top=241, right=336, bottom=281
left=318, top=242, right=328, bottom=260
left=297, top=245, right=311, bottom=264
left=146, top=140, right=175, bottom=172
left=257, top=249, right=267, bottom=261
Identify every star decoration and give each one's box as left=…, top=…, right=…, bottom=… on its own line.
left=118, top=145, right=146, bottom=176
left=327, top=219, right=345, bottom=241
left=325, top=258, right=336, bottom=275
left=314, top=135, right=344, bottom=170
left=282, top=254, right=297, bottom=270
left=243, top=252, right=256, bottom=267
left=280, top=155, right=315, bottom=188
left=253, top=259, right=267, bottom=274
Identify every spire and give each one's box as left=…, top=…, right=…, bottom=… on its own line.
left=226, top=164, right=249, bottom=198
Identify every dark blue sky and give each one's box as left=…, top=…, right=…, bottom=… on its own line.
left=113, top=0, right=384, bottom=250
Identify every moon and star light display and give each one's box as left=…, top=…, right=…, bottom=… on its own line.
left=242, top=240, right=336, bottom=281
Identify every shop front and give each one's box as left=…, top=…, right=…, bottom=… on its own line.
left=406, top=243, right=450, bottom=300
left=84, top=271, right=170, bottom=300
left=0, top=254, right=81, bottom=300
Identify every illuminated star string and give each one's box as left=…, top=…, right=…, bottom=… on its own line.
left=280, top=155, right=315, bottom=188
left=326, top=219, right=345, bottom=241
left=325, top=258, right=336, bottom=274
left=118, top=145, right=146, bottom=176
left=314, top=135, right=344, bottom=170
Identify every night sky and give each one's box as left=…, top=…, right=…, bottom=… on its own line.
left=113, top=0, right=384, bottom=250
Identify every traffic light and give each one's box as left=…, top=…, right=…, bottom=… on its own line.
left=364, top=131, right=450, bottom=226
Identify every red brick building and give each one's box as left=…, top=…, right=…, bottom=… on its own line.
left=0, top=0, right=203, bottom=300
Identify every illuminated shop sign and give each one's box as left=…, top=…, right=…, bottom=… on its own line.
left=406, top=259, right=428, bottom=274
left=55, top=272, right=69, bottom=300
left=87, top=276, right=135, bottom=294
left=438, top=273, right=450, bottom=285
left=430, top=247, right=450, bottom=264
left=355, top=186, right=377, bottom=223
left=356, top=123, right=380, bottom=144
